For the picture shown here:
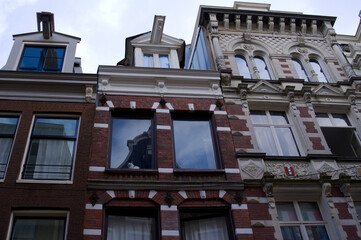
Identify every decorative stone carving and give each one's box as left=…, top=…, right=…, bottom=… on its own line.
left=341, top=183, right=351, bottom=197
left=263, top=183, right=273, bottom=197
left=349, top=94, right=356, bottom=105
left=265, top=161, right=312, bottom=180
left=243, top=32, right=252, bottom=42
left=311, top=160, right=339, bottom=179
left=240, top=89, right=247, bottom=100
left=297, top=47, right=308, bottom=54
left=287, top=91, right=295, bottom=102
left=240, top=159, right=265, bottom=180
left=322, top=183, right=332, bottom=197
left=303, top=91, right=311, bottom=103
left=85, top=86, right=93, bottom=102
left=221, top=72, right=231, bottom=86
left=243, top=44, right=254, bottom=51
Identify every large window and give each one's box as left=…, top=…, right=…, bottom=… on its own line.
left=110, top=117, right=154, bottom=169
left=17, top=46, right=65, bottom=72
left=277, top=202, right=329, bottom=240
left=254, top=56, right=271, bottom=80
left=106, top=209, right=157, bottom=240
left=173, top=117, right=217, bottom=169
left=0, top=116, right=19, bottom=179
left=180, top=209, right=232, bottom=240
left=190, top=28, right=211, bottom=70
left=235, top=56, right=251, bottom=79
left=250, top=111, right=300, bottom=156
left=292, top=59, right=309, bottom=81
left=316, top=113, right=361, bottom=157
left=22, top=117, right=79, bottom=180
left=310, top=60, right=329, bottom=83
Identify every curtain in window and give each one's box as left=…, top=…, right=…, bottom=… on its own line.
left=107, top=216, right=153, bottom=240
left=12, top=218, right=65, bottom=240
left=182, top=216, right=229, bottom=240
left=0, top=138, right=12, bottom=178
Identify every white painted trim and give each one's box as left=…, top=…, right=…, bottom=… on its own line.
left=96, top=106, right=109, bottom=111
left=85, top=204, right=102, bottom=210
left=232, top=204, right=248, bottom=210
left=214, top=111, right=227, bottom=115
left=235, top=228, right=253, bottom=234
left=152, top=102, right=160, bottom=109
left=217, top=127, right=231, bottom=131
left=83, top=229, right=101, bottom=235
left=130, top=101, right=136, bottom=109
left=158, top=168, right=173, bottom=173
left=161, top=205, right=178, bottom=211
left=225, top=168, right=240, bottom=173
left=219, top=190, right=227, bottom=198
left=149, top=190, right=157, bottom=199
left=188, top=103, right=194, bottom=111
left=106, top=190, right=115, bottom=198
left=210, top=104, right=216, bottom=111
left=166, top=103, right=174, bottom=110
left=178, top=190, right=188, bottom=199
left=94, top=123, right=108, bottom=128
left=106, top=100, right=114, bottom=108
left=162, top=230, right=179, bottom=236
left=156, top=109, right=170, bottom=113
left=157, top=125, right=171, bottom=130
left=89, top=166, right=105, bottom=172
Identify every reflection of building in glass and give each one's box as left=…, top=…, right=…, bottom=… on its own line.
left=118, top=126, right=152, bottom=169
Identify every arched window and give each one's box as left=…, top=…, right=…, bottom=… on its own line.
left=254, top=56, right=271, bottom=80
left=235, top=56, right=251, bottom=79
left=292, top=59, right=309, bottom=81
left=310, top=60, right=329, bottom=83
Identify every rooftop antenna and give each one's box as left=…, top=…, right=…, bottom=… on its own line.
left=37, top=12, right=55, bottom=39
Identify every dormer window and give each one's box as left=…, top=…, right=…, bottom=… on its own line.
left=143, top=54, right=154, bottom=67
left=159, top=55, right=170, bottom=68
left=141, top=53, right=170, bottom=68
left=17, top=46, right=65, bottom=72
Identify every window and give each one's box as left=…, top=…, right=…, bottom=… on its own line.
left=277, top=202, right=329, bottom=240
left=173, top=117, right=217, bottom=169
left=250, top=111, right=300, bottom=156
left=254, top=56, right=271, bottom=80
left=235, top=56, right=251, bottom=78
left=310, top=60, right=329, bottom=83
left=159, top=55, right=170, bottom=68
left=292, top=59, right=309, bottom=81
left=354, top=202, right=361, bottom=221
left=22, top=117, right=79, bottom=180
left=106, top=209, right=158, bottom=240
left=180, top=209, right=232, bottom=240
left=110, top=116, right=154, bottom=169
left=0, top=116, right=19, bottom=179
left=18, top=46, right=65, bottom=72
left=316, top=113, right=361, bottom=157
left=143, top=54, right=154, bottom=67
left=190, top=28, right=211, bottom=70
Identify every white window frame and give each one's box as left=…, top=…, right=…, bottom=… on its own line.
left=277, top=201, right=329, bottom=240
left=250, top=110, right=301, bottom=156
left=6, top=210, right=69, bottom=240
left=17, top=114, right=81, bottom=184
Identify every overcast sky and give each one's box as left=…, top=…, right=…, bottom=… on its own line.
left=1, top=0, right=360, bottom=73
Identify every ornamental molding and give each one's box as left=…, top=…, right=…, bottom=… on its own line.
left=311, top=160, right=338, bottom=179
left=239, top=159, right=265, bottom=180
left=265, top=161, right=311, bottom=180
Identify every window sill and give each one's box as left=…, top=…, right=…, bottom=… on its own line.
left=105, top=168, right=158, bottom=174
left=16, top=179, right=73, bottom=184
left=174, top=169, right=225, bottom=174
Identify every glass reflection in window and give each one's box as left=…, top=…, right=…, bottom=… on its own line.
left=159, top=55, right=170, bottom=68
left=292, top=59, right=309, bottom=81
left=235, top=56, right=251, bottom=78
left=0, top=117, right=19, bottom=179
left=310, top=60, right=328, bottom=83
left=254, top=56, right=271, bottom=80
left=143, top=54, right=154, bottom=67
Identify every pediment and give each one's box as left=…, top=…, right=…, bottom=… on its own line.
left=313, top=84, right=342, bottom=96
left=249, top=80, right=282, bottom=94
left=131, top=32, right=184, bottom=46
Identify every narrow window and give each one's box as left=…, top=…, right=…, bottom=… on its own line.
left=0, top=116, right=19, bottom=179
left=292, top=59, right=309, bottom=81
left=235, top=56, right=251, bottom=78
left=310, top=60, right=329, bottom=83
left=355, top=202, right=361, bottom=222
left=18, top=46, right=65, bottom=72
left=173, top=118, right=217, bottom=169
left=110, top=117, right=153, bottom=169
left=22, top=117, right=79, bottom=180
left=159, top=55, right=170, bottom=68
left=254, top=56, right=271, bottom=80
left=143, top=54, right=154, bottom=67
left=190, top=28, right=211, bottom=70
left=250, top=111, right=300, bottom=156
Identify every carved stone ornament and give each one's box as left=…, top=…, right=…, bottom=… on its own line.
left=89, top=192, right=99, bottom=206
left=221, top=73, right=231, bottom=86
left=349, top=94, right=356, bottom=105
left=322, top=183, right=332, bottom=197
left=263, top=183, right=273, bottom=197
left=165, top=192, right=174, bottom=207
left=297, top=47, right=308, bottom=54
left=243, top=44, right=254, bottom=51
left=241, top=160, right=264, bottom=179
left=317, top=162, right=336, bottom=176
left=100, top=94, right=107, bottom=106
left=240, top=89, right=247, bottom=100
left=303, top=91, right=311, bottom=103
left=341, top=183, right=351, bottom=197
left=243, top=32, right=252, bottom=42
left=287, top=91, right=295, bottom=102
left=85, top=86, right=93, bottom=103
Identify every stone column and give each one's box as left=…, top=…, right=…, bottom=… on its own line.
left=209, top=13, right=226, bottom=70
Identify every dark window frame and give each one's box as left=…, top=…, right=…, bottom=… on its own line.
left=22, top=116, right=79, bottom=181
left=103, top=207, right=160, bottom=240
left=107, top=110, right=157, bottom=171
left=179, top=207, right=235, bottom=240
left=171, top=112, right=222, bottom=171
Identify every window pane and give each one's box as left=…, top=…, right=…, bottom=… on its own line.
left=306, top=226, right=329, bottom=240
left=270, top=112, right=289, bottom=125
left=190, top=28, right=210, bottom=70
left=292, top=59, right=309, bottom=81
left=33, top=118, right=78, bottom=137
left=18, top=47, right=65, bottom=72
left=299, top=202, right=323, bottom=221
left=310, top=60, right=328, bottom=83
left=316, top=114, right=332, bottom=127
left=0, top=138, right=13, bottom=178
left=182, top=216, right=229, bottom=240
left=0, top=117, right=18, bottom=135
left=236, top=56, right=251, bottom=78
left=23, top=47, right=43, bottom=57
left=250, top=111, right=268, bottom=124
left=355, top=202, right=361, bottom=220
left=253, top=127, right=278, bottom=155
left=174, top=120, right=216, bottom=169
left=0, top=117, right=18, bottom=179
left=159, top=55, right=170, bottom=68
left=12, top=218, right=65, bottom=240
left=321, top=128, right=358, bottom=157
left=331, top=114, right=350, bottom=127
left=23, top=139, right=75, bottom=180
left=277, top=202, right=298, bottom=221
left=43, top=48, right=64, bottom=71
left=275, top=128, right=299, bottom=156
left=254, top=57, right=271, bottom=80
left=19, top=57, right=41, bottom=70
left=280, top=226, right=302, bottom=240
left=108, top=215, right=154, bottom=240
left=111, top=118, right=152, bottom=169
left=144, top=54, right=154, bottom=67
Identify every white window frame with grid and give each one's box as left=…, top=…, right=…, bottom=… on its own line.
left=277, top=201, right=330, bottom=240
left=250, top=110, right=301, bottom=156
